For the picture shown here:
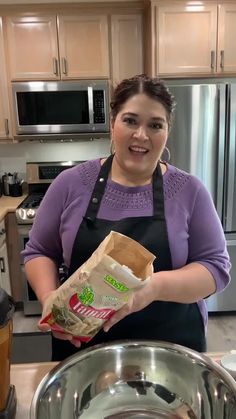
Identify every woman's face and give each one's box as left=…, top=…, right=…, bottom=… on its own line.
left=111, top=93, right=169, bottom=177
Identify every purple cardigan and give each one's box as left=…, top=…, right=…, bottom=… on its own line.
left=23, top=159, right=231, bottom=328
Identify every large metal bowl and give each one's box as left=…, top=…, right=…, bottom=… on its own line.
left=30, top=341, right=236, bottom=418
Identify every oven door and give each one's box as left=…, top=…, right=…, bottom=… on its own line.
left=18, top=224, right=66, bottom=315
left=18, top=225, right=31, bottom=264
left=18, top=224, right=42, bottom=315
left=21, top=265, right=42, bottom=315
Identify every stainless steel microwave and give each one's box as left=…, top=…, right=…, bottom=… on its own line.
left=12, top=80, right=110, bottom=135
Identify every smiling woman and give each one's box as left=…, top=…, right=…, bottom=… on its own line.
left=109, top=75, right=175, bottom=186
left=110, top=93, right=169, bottom=186
left=23, top=74, right=231, bottom=361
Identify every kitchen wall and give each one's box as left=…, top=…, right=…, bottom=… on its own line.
left=0, top=138, right=110, bottom=179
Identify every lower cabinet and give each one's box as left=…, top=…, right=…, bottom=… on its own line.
left=0, top=218, right=11, bottom=295
left=5, top=212, right=23, bottom=302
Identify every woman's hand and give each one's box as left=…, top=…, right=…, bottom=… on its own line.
left=38, top=321, right=82, bottom=348
left=38, top=290, right=82, bottom=348
left=103, top=279, right=156, bottom=333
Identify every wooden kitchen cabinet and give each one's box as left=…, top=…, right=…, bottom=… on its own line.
left=5, top=12, right=109, bottom=80
left=156, top=3, right=217, bottom=75
left=5, top=212, right=22, bottom=302
left=58, top=14, right=109, bottom=79
left=111, top=14, right=143, bottom=84
left=153, top=1, right=236, bottom=76
left=0, top=218, right=11, bottom=295
left=5, top=14, right=59, bottom=80
left=217, top=3, right=236, bottom=73
left=0, top=17, right=11, bottom=140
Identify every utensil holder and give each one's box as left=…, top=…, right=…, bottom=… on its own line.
left=9, top=184, right=22, bottom=197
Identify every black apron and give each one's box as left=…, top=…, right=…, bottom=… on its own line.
left=51, top=155, right=206, bottom=361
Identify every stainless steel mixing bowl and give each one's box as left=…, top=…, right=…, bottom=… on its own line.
left=30, top=341, right=236, bottom=418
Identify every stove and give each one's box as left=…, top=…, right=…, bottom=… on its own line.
left=16, top=161, right=84, bottom=224
left=16, top=193, right=45, bottom=223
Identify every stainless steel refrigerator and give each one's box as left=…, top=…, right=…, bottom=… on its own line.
left=166, top=79, right=236, bottom=312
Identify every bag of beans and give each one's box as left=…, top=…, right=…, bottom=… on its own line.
left=40, top=231, right=155, bottom=342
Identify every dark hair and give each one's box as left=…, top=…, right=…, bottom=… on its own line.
left=110, top=74, right=176, bottom=128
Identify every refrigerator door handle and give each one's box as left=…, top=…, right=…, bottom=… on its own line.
left=216, top=85, right=226, bottom=221
left=225, top=85, right=236, bottom=232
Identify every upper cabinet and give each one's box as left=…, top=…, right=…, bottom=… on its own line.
left=4, top=8, right=144, bottom=83
left=58, top=15, right=109, bottom=78
left=152, top=1, right=236, bottom=76
left=0, top=17, right=11, bottom=141
left=5, top=14, right=59, bottom=80
left=111, top=14, right=143, bottom=84
left=5, top=13, right=110, bottom=80
left=156, top=3, right=217, bottom=75
left=217, top=4, right=236, bottom=73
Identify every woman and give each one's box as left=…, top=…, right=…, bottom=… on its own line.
left=23, top=75, right=231, bottom=361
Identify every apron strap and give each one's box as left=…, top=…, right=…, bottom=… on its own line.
left=152, top=163, right=165, bottom=220
left=83, top=155, right=113, bottom=222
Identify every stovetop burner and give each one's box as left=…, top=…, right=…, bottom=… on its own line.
left=20, top=193, right=44, bottom=209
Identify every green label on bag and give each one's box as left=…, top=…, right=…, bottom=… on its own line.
left=104, top=275, right=129, bottom=293
left=78, top=286, right=94, bottom=305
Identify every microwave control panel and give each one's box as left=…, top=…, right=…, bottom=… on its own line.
left=93, top=90, right=105, bottom=124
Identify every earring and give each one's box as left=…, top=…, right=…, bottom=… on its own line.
left=110, top=139, right=115, bottom=155
left=161, top=146, right=171, bottom=162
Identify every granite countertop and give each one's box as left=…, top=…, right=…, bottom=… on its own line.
left=0, top=195, right=27, bottom=221
left=10, top=353, right=227, bottom=419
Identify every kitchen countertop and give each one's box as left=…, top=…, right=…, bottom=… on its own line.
left=11, top=362, right=57, bottom=419
left=0, top=194, right=27, bottom=221
left=10, top=353, right=227, bottom=419
left=13, top=309, right=42, bottom=335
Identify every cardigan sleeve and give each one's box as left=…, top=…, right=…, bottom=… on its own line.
left=187, top=181, right=231, bottom=292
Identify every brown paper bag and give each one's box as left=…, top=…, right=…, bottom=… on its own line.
left=40, top=231, right=156, bottom=342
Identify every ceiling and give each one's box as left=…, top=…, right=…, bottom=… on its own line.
left=0, top=0, right=140, bottom=3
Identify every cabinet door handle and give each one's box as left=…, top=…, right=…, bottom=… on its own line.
left=210, top=50, right=215, bottom=70
left=62, top=57, right=68, bottom=75
left=4, top=119, right=9, bottom=136
left=220, top=50, right=224, bottom=69
left=53, top=57, right=59, bottom=75
left=0, top=257, right=5, bottom=273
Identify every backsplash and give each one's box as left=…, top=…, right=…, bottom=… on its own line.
left=0, top=139, right=110, bottom=179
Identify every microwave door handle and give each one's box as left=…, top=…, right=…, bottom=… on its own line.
left=88, top=86, right=94, bottom=124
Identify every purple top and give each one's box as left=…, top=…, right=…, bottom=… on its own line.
left=23, top=159, right=231, bottom=329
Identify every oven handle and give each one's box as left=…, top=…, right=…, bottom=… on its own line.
left=0, top=257, right=5, bottom=273
left=18, top=225, right=32, bottom=235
